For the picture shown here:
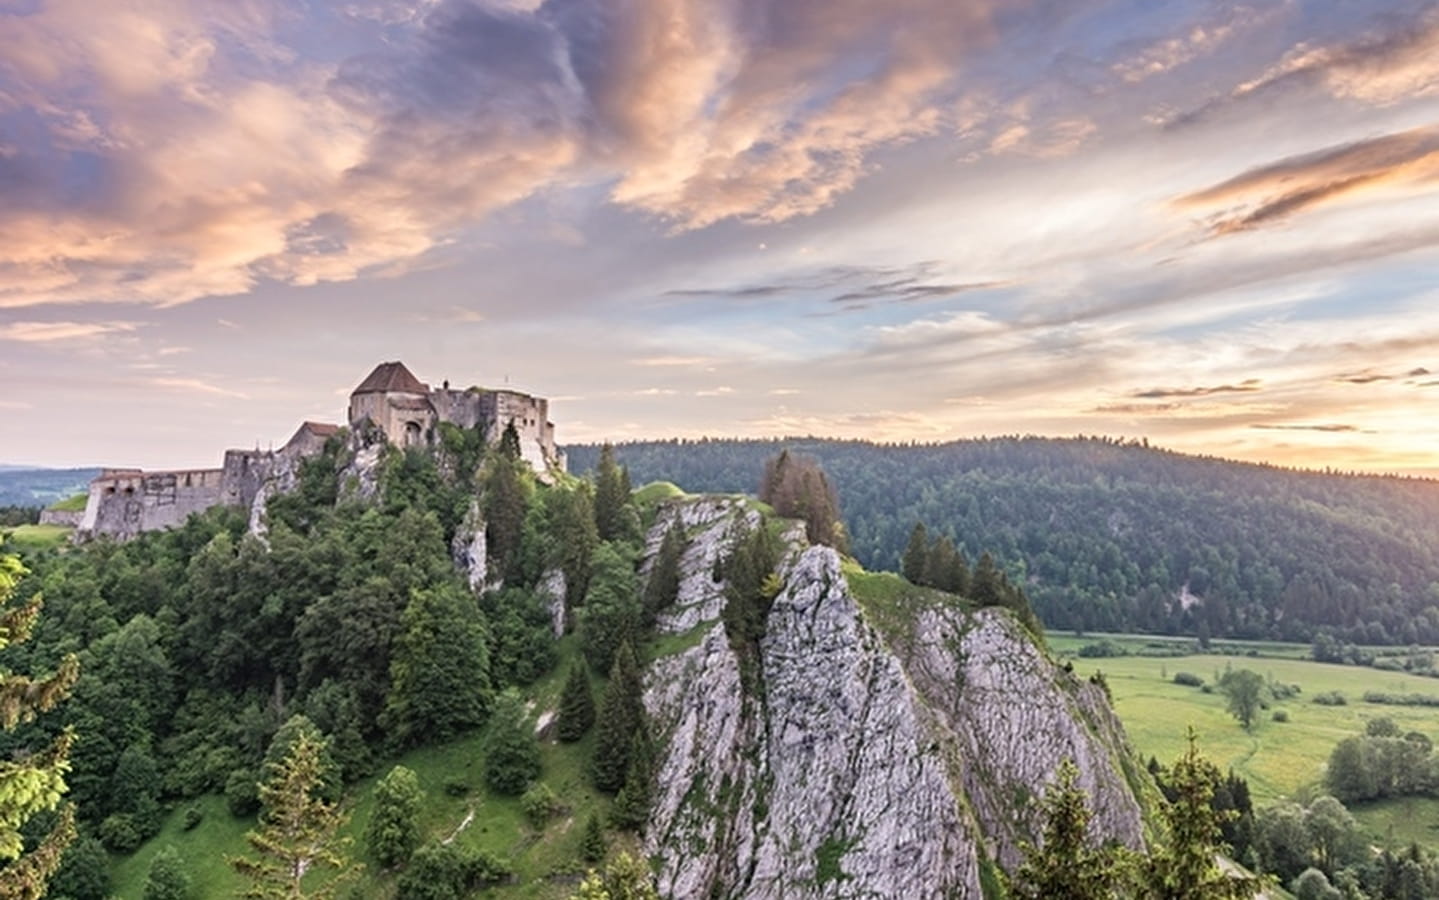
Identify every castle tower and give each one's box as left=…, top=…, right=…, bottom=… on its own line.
left=348, top=361, right=434, bottom=447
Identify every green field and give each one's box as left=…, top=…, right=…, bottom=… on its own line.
left=0, top=523, right=72, bottom=553
left=1063, top=643, right=1439, bottom=849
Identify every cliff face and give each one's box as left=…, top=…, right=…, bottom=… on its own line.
left=642, top=498, right=1147, bottom=899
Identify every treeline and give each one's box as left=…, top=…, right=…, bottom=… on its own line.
left=568, top=437, right=1439, bottom=644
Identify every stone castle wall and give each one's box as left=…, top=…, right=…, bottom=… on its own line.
left=80, top=467, right=226, bottom=540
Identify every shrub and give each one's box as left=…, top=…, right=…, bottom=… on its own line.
left=1077, top=639, right=1127, bottom=658
left=1272, top=710, right=1290, bottom=723
left=397, top=842, right=513, bottom=900
left=1173, top=672, right=1203, bottom=687
left=443, top=779, right=470, bottom=798
left=1313, top=691, right=1347, bottom=706
left=225, top=768, right=260, bottom=817
left=99, top=814, right=143, bottom=853
left=521, top=782, right=565, bottom=830
left=181, top=805, right=204, bottom=831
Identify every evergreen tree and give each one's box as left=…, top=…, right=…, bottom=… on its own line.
left=556, top=661, right=596, bottom=742
left=642, top=526, right=684, bottom=624
left=901, top=523, right=928, bottom=585
left=590, top=641, right=644, bottom=793
left=264, top=716, right=341, bottom=804
left=610, top=731, right=655, bottom=832
left=570, top=852, right=659, bottom=900
left=970, top=551, right=1004, bottom=605
left=46, top=834, right=109, bottom=900
left=1143, top=731, right=1267, bottom=900
left=142, top=845, right=191, bottom=900
left=579, top=814, right=607, bottom=864
left=230, top=730, right=358, bottom=898
left=483, top=430, right=531, bottom=580
left=482, top=691, right=541, bottom=796
left=1008, top=759, right=1132, bottom=900
left=0, top=553, right=80, bottom=900
left=364, top=765, right=422, bottom=869
left=545, top=485, right=599, bottom=612
left=381, top=584, right=493, bottom=747
left=594, top=445, right=632, bottom=543
left=758, top=452, right=845, bottom=550
left=579, top=544, right=641, bottom=675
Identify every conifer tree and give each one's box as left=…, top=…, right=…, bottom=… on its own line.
left=0, top=553, right=80, bottom=900
left=556, top=661, right=596, bottom=742
left=970, top=551, right=1004, bottom=606
left=483, top=425, right=530, bottom=579
left=230, top=730, right=358, bottom=898
left=901, top=523, right=929, bottom=585
left=610, top=730, right=655, bottom=832
left=1142, top=731, right=1267, bottom=900
left=364, top=765, right=422, bottom=869
left=593, top=444, right=632, bottom=543
left=590, top=641, right=644, bottom=793
left=1008, top=759, right=1132, bottom=900
left=578, top=814, right=607, bottom=864
left=642, top=525, right=684, bottom=624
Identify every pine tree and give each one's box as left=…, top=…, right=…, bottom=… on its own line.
left=364, top=766, right=422, bottom=869
left=1008, top=759, right=1132, bottom=899
left=142, top=845, right=191, bottom=900
left=610, top=730, right=655, bottom=832
left=482, top=691, right=541, bottom=796
left=593, top=444, right=631, bottom=542
left=0, top=553, right=80, bottom=900
left=483, top=428, right=531, bottom=579
left=1142, top=731, right=1268, bottom=900
left=590, top=641, right=644, bottom=793
left=230, top=730, right=358, bottom=898
left=970, top=551, right=1004, bottom=605
left=556, top=661, right=596, bottom=742
left=578, top=814, right=607, bottom=864
left=642, top=525, right=684, bottom=624
left=901, top=523, right=928, bottom=585
left=381, top=585, right=493, bottom=747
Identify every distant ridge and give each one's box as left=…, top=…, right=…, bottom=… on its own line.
left=0, top=467, right=101, bottom=506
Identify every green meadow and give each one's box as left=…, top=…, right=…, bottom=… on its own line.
left=1060, top=639, right=1439, bottom=849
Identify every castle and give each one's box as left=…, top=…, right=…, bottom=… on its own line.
left=77, top=361, right=564, bottom=540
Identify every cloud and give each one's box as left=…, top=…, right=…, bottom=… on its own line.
left=666, top=262, right=1005, bottom=311
left=1110, top=4, right=1275, bottom=84
left=0, top=321, right=138, bottom=342
left=1335, top=372, right=1391, bottom=384
left=1251, top=423, right=1366, bottom=433
left=1174, top=125, right=1439, bottom=236
left=148, top=376, right=249, bottom=399
left=1130, top=379, right=1262, bottom=399
left=631, top=355, right=716, bottom=367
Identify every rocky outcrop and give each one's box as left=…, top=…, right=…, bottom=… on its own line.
left=451, top=498, right=487, bottom=591
left=641, top=497, right=1147, bottom=899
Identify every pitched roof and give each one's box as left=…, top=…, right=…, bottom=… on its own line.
left=352, top=361, right=428, bottom=395
left=298, top=421, right=341, bottom=437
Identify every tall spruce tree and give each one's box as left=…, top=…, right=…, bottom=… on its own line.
left=556, top=661, right=595, bottom=742
left=1008, top=759, right=1132, bottom=900
left=901, top=523, right=928, bottom=585
left=1143, top=731, right=1267, bottom=900
left=590, top=640, right=644, bottom=793
left=970, top=551, right=1004, bottom=606
left=230, top=730, right=358, bottom=898
left=483, top=426, right=530, bottom=579
left=610, top=730, right=655, bottom=832
left=593, top=444, right=631, bottom=543
left=0, top=553, right=80, bottom=900
left=643, top=525, right=684, bottom=623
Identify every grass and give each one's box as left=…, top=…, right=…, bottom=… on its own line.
left=0, top=523, right=72, bottom=554
left=840, top=558, right=965, bottom=643
left=1065, top=645, right=1439, bottom=850
left=1048, top=631, right=1431, bottom=662
left=111, top=636, right=635, bottom=899
left=45, top=493, right=89, bottom=512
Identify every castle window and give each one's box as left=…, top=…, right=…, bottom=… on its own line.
left=403, top=420, right=423, bottom=447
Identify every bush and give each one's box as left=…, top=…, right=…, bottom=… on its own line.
left=1077, top=639, right=1127, bottom=658
left=181, top=805, right=204, bottom=831
left=225, top=768, right=260, bottom=817
left=1272, top=709, right=1290, bottom=723
left=1173, top=672, right=1204, bottom=687
left=443, top=779, right=470, bottom=798
left=396, top=842, right=513, bottom=900
left=1313, top=691, right=1347, bottom=706
left=99, top=814, right=143, bottom=853
left=1363, top=691, right=1439, bottom=707
left=521, top=782, right=565, bottom=830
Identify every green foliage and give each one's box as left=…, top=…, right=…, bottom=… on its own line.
left=229, top=730, right=357, bottom=898
left=556, top=661, right=596, bottom=742
left=395, top=841, right=513, bottom=900
left=569, top=851, right=659, bottom=900
left=642, top=525, right=684, bottom=624
left=0, top=552, right=79, bottom=900
left=481, top=691, right=541, bottom=796
left=381, top=584, right=493, bottom=747
left=901, top=522, right=928, bottom=585
left=610, top=731, right=654, bottom=832
left=1220, top=669, right=1266, bottom=731
left=142, top=845, right=191, bottom=900
left=1008, top=759, right=1133, bottom=900
left=363, top=765, right=422, bottom=869
left=719, top=523, right=782, bottom=665
left=1142, top=732, right=1268, bottom=900
left=521, top=782, right=565, bottom=830
left=263, top=716, right=341, bottom=804
left=579, top=544, right=642, bottom=676
left=1325, top=726, right=1435, bottom=804
left=46, top=833, right=109, bottom=900
left=759, top=451, right=847, bottom=551
left=482, top=587, right=558, bottom=688
left=1173, top=672, right=1204, bottom=687
left=593, top=444, right=640, bottom=545
left=590, top=641, right=645, bottom=794
left=542, top=484, right=599, bottom=611
left=578, top=814, right=607, bottom=864
left=482, top=434, right=533, bottom=581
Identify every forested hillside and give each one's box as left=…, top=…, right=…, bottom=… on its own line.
left=0, top=468, right=97, bottom=507
left=568, top=438, right=1439, bottom=644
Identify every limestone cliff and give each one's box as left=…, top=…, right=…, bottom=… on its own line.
left=641, top=497, right=1148, bottom=899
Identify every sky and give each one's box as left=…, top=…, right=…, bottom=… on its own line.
left=1, top=0, right=1438, bottom=473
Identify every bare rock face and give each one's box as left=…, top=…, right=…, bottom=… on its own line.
left=451, top=498, right=487, bottom=591
left=641, top=497, right=1147, bottom=899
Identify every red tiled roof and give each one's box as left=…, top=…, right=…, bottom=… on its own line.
left=353, top=361, right=428, bottom=395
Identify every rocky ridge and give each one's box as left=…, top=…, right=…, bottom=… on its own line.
left=641, top=496, right=1148, bottom=899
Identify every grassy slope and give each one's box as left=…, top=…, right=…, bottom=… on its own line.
left=111, top=636, right=640, bottom=899
left=0, top=523, right=72, bottom=553
left=1064, top=645, right=1439, bottom=849
left=46, top=493, right=88, bottom=512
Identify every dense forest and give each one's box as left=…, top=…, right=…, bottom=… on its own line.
left=568, top=438, right=1439, bottom=645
